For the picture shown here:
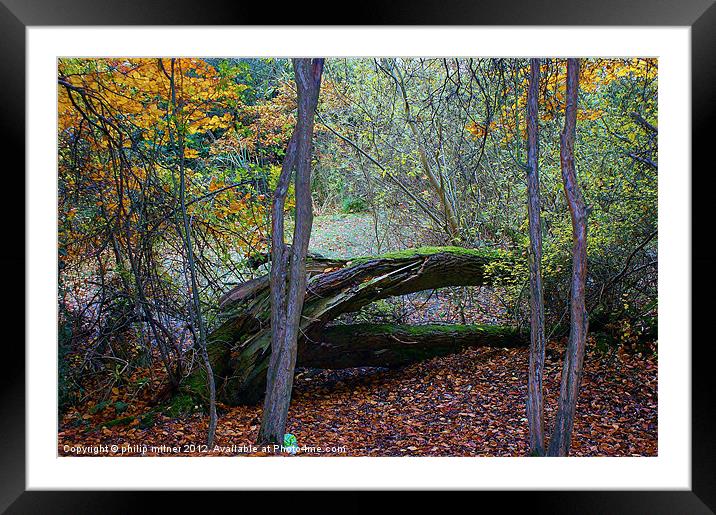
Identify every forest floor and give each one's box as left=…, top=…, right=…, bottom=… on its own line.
left=58, top=212, right=658, bottom=457
left=58, top=340, right=657, bottom=457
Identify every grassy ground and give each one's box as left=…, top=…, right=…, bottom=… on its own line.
left=309, top=212, right=377, bottom=258
left=308, top=210, right=421, bottom=259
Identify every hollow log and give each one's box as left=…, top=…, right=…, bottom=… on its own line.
left=189, top=246, right=515, bottom=405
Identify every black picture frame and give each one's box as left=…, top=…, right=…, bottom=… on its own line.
left=2, top=1, right=714, bottom=512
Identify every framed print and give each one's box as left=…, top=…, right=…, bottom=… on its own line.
left=3, top=0, right=715, bottom=512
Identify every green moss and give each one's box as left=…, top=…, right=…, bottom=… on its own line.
left=114, top=401, right=129, bottom=415
left=164, top=371, right=210, bottom=415
left=163, top=393, right=197, bottom=418
left=161, top=362, right=221, bottom=416
left=350, top=246, right=505, bottom=265
left=404, top=323, right=518, bottom=337
left=98, top=409, right=160, bottom=430
left=90, top=400, right=110, bottom=414
left=183, top=370, right=208, bottom=397
left=138, top=411, right=157, bottom=428
left=328, top=322, right=519, bottom=338
left=101, top=415, right=135, bottom=428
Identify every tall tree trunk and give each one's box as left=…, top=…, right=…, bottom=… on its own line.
left=525, top=58, right=546, bottom=456
left=547, top=58, right=589, bottom=457
left=258, top=58, right=324, bottom=445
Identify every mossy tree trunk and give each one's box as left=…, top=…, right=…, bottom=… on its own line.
left=299, top=323, right=526, bottom=369
left=191, top=246, right=513, bottom=405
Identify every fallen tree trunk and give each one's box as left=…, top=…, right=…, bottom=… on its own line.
left=299, top=323, right=526, bottom=369
left=186, top=246, right=515, bottom=405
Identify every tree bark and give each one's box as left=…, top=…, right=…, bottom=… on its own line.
left=547, top=58, right=589, bottom=457
left=258, top=58, right=324, bottom=445
left=525, top=58, right=547, bottom=456
left=299, top=323, right=526, bottom=369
